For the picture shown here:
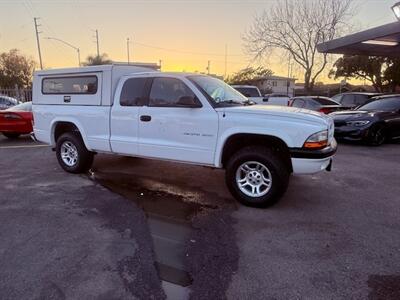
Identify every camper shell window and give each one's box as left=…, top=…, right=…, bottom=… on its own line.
left=42, top=76, right=98, bottom=94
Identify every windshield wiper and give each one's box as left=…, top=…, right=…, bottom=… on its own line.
left=243, top=99, right=255, bottom=106
left=217, top=99, right=249, bottom=106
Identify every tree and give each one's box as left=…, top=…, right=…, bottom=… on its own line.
left=83, top=53, right=112, bottom=66
left=330, top=55, right=400, bottom=92
left=0, top=49, right=36, bottom=88
left=245, top=0, right=353, bottom=94
left=226, top=66, right=274, bottom=85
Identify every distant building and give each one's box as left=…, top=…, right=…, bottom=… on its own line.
left=248, top=76, right=296, bottom=96
left=294, top=82, right=376, bottom=97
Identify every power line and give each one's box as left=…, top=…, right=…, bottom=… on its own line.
left=134, top=41, right=245, bottom=57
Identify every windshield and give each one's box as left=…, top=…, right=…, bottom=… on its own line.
left=188, top=75, right=249, bottom=105
left=234, top=87, right=261, bottom=98
left=358, top=97, right=400, bottom=112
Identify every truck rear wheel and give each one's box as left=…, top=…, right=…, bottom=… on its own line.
left=56, top=132, right=94, bottom=174
left=225, top=146, right=290, bottom=208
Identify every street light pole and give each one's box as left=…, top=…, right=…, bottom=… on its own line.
left=44, top=37, right=81, bottom=67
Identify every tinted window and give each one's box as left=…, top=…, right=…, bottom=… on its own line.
left=149, top=78, right=196, bottom=107
left=42, top=76, right=98, bottom=94
left=235, top=87, right=261, bottom=97
left=120, top=78, right=147, bottom=106
left=331, top=94, right=341, bottom=102
left=354, top=94, right=368, bottom=105
left=292, top=99, right=305, bottom=108
left=305, top=99, right=320, bottom=109
left=7, top=102, right=32, bottom=112
left=359, top=98, right=400, bottom=111
left=313, top=97, right=338, bottom=105
left=341, top=94, right=355, bottom=106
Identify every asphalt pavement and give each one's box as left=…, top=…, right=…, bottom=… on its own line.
left=1, top=135, right=399, bottom=299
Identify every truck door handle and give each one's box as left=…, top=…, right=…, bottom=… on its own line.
left=140, top=115, right=151, bottom=122
left=64, top=96, right=71, bottom=103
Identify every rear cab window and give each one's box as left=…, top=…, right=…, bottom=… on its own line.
left=120, top=78, right=148, bottom=106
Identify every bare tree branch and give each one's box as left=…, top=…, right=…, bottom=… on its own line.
left=244, top=0, right=354, bottom=94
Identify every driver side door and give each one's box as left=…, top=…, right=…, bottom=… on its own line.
left=138, top=77, right=219, bottom=165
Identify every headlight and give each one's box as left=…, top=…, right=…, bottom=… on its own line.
left=346, top=120, right=370, bottom=127
left=303, top=130, right=328, bottom=150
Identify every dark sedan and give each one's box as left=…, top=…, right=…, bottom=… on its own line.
left=289, top=96, right=342, bottom=114
left=330, top=95, right=400, bottom=146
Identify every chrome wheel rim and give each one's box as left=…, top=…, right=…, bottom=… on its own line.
left=61, top=141, right=78, bottom=167
left=235, top=161, right=272, bottom=198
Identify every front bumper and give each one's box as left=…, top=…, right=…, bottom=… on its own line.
left=289, top=139, right=337, bottom=174
left=334, top=126, right=370, bottom=141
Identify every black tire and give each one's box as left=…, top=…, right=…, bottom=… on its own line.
left=225, top=146, right=290, bottom=208
left=56, top=132, right=94, bottom=173
left=3, top=132, right=21, bottom=139
left=367, top=124, right=386, bottom=146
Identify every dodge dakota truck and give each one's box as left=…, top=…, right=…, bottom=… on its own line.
left=32, top=64, right=337, bottom=207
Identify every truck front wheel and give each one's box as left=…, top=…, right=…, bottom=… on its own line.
left=225, top=146, right=290, bottom=208
left=56, top=132, right=94, bottom=174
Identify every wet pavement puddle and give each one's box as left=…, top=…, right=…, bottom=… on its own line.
left=88, top=169, right=223, bottom=298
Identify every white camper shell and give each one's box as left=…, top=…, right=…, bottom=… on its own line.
left=33, top=64, right=158, bottom=106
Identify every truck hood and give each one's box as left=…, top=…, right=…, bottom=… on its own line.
left=216, top=105, right=331, bottom=126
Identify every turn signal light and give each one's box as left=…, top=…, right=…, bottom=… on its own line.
left=303, top=140, right=328, bottom=149
left=303, top=130, right=328, bottom=150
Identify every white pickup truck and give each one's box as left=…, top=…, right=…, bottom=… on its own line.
left=32, top=64, right=336, bottom=207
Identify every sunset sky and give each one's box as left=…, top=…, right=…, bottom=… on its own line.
left=0, top=0, right=398, bottom=82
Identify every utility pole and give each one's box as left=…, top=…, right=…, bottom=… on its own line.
left=224, top=44, right=228, bottom=78
left=159, top=59, right=162, bottom=71
left=34, top=17, right=43, bottom=70
left=127, top=38, right=130, bottom=64
left=207, top=60, right=211, bottom=75
left=94, top=29, right=100, bottom=57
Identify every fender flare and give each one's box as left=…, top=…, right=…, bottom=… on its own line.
left=50, top=118, right=92, bottom=151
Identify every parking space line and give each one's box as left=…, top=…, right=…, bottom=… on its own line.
left=0, top=144, right=49, bottom=149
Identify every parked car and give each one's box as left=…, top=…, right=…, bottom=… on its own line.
left=0, top=95, right=19, bottom=110
left=331, top=92, right=382, bottom=110
left=32, top=65, right=336, bottom=208
left=289, top=96, right=342, bottom=114
left=330, top=95, right=400, bottom=146
left=231, top=85, right=266, bottom=104
left=264, top=93, right=291, bottom=106
left=0, top=101, right=33, bottom=139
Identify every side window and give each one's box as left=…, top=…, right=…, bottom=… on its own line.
left=292, top=99, right=305, bottom=108
left=355, top=95, right=368, bottom=105
left=149, top=77, right=197, bottom=107
left=42, top=76, right=98, bottom=94
left=341, top=95, right=355, bottom=106
left=306, top=99, right=320, bottom=109
left=120, top=78, right=147, bottom=106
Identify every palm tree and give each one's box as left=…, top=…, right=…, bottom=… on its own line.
left=83, top=53, right=112, bottom=66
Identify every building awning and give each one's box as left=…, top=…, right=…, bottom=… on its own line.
left=317, top=21, right=400, bottom=57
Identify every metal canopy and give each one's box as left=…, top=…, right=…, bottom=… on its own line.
left=317, top=21, right=400, bottom=57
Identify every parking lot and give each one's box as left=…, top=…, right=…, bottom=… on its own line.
left=1, top=135, right=400, bottom=299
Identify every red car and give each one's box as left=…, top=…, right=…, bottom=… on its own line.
left=0, top=102, right=33, bottom=139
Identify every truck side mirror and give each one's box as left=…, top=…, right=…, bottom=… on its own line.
left=177, top=96, right=202, bottom=108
